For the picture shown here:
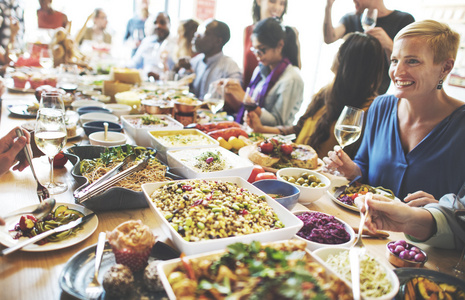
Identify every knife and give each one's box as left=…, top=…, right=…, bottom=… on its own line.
left=1, top=213, right=96, bottom=256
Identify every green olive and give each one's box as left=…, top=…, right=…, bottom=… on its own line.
left=287, top=177, right=296, bottom=183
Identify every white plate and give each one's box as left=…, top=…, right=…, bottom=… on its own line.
left=0, top=203, right=98, bottom=252
left=68, top=127, right=84, bottom=140
left=327, top=177, right=397, bottom=212
left=238, top=145, right=324, bottom=173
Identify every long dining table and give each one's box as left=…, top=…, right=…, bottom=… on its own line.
left=0, top=90, right=463, bottom=300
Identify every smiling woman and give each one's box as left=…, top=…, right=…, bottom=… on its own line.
left=324, top=20, right=465, bottom=203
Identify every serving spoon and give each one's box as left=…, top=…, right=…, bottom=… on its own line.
left=1, top=197, right=56, bottom=221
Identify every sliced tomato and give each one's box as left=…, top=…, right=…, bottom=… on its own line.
left=259, top=141, right=274, bottom=154
left=248, top=165, right=265, bottom=183
left=255, top=172, right=277, bottom=181
left=280, top=143, right=293, bottom=155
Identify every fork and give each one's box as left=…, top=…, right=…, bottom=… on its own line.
left=349, top=192, right=371, bottom=300
left=16, top=128, right=50, bottom=202
left=86, top=232, right=106, bottom=300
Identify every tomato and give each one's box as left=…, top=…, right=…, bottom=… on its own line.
left=259, top=141, right=274, bottom=154
left=280, top=143, right=293, bottom=155
left=53, top=151, right=68, bottom=168
left=255, top=172, right=277, bottom=181
left=248, top=165, right=265, bottom=183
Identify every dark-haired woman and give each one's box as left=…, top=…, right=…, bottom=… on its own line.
left=224, top=17, right=303, bottom=127
left=247, top=32, right=384, bottom=158
left=243, top=0, right=301, bottom=88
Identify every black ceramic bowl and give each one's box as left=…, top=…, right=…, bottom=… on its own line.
left=82, top=121, right=122, bottom=137
left=77, top=106, right=112, bottom=116
left=64, top=144, right=183, bottom=212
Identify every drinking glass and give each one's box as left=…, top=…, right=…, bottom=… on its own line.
left=203, top=83, right=225, bottom=114
left=361, top=8, right=378, bottom=32
left=34, top=108, right=68, bottom=194
left=452, top=183, right=465, bottom=277
left=334, top=106, right=364, bottom=149
left=40, top=92, right=65, bottom=111
left=39, top=47, right=53, bottom=71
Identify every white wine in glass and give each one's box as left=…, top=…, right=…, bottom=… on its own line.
left=35, top=108, right=68, bottom=195
left=334, top=106, right=364, bottom=149
left=361, top=8, right=378, bottom=32
left=204, top=83, right=225, bottom=115
left=40, top=48, right=54, bottom=70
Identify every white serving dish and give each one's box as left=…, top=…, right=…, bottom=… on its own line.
left=121, top=114, right=183, bottom=147
left=104, top=103, right=132, bottom=118
left=157, top=240, right=352, bottom=300
left=293, top=210, right=355, bottom=251
left=167, top=147, right=254, bottom=180
left=313, top=247, right=400, bottom=300
left=89, top=131, right=127, bottom=146
left=79, top=112, right=119, bottom=125
left=277, top=168, right=330, bottom=205
left=148, top=128, right=219, bottom=162
left=141, top=177, right=303, bottom=256
left=71, top=99, right=105, bottom=111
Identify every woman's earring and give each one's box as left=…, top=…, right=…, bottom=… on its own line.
left=437, top=79, right=444, bottom=90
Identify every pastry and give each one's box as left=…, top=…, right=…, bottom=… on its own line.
left=102, top=264, right=134, bottom=297
left=11, top=72, right=29, bottom=88
left=107, top=220, right=157, bottom=272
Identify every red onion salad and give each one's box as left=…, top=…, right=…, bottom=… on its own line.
left=296, top=211, right=350, bottom=244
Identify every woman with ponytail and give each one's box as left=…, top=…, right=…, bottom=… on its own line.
left=223, top=17, right=303, bottom=127
left=247, top=32, right=384, bottom=158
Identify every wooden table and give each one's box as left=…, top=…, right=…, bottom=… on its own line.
left=0, top=91, right=461, bottom=300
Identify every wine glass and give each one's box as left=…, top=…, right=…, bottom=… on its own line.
left=361, top=8, right=378, bottom=32
left=40, top=92, right=65, bottom=111
left=34, top=108, right=68, bottom=194
left=39, top=47, right=54, bottom=71
left=451, top=183, right=465, bottom=277
left=334, top=106, right=364, bottom=149
left=203, top=83, right=225, bottom=115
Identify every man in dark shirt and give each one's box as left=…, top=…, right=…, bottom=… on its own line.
left=323, top=0, right=414, bottom=94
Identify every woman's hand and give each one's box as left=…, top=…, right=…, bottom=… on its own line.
left=404, top=191, right=438, bottom=207
left=221, top=79, right=245, bottom=113
left=0, top=127, right=30, bottom=176
left=245, top=110, right=264, bottom=132
left=323, top=145, right=361, bottom=179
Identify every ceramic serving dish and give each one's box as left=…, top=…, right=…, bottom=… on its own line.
left=141, top=177, right=304, bottom=256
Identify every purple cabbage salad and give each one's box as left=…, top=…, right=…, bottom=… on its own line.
left=296, top=211, right=350, bottom=244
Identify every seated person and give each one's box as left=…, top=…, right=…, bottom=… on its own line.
left=222, top=17, right=303, bottom=127
left=247, top=32, right=384, bottom=158
left=77, top=8, right=112, bottom=45
left=37, top=0, right=68, bottom=29
left=324, top=20, right=465, bottom=202
left=124, top=0, right=150, bottom=57
left=174, top=19, right=199, bottom=61
left=175, top=19, right=241, bottom=100
left=128, top=12, right=176, bottom=81
left=356, top=184, right=465, bottom=250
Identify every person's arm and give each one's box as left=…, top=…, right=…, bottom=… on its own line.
left=365, top=27, right=393, bottom=59
left=323, top=0, right=346, bottom=44
left=246, top=110, right=282, bottom=134
left=223, top=79, right=245, bottom=113
left=323, top=145, right=362, bottom=179
left=357, top=194, right=436, bottom=241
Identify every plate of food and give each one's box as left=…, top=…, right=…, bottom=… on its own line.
left=327, top=177, right=396, bottom=212
left=59, top=240, right=180, bottom=300
left=0, top=203, right=98, bottom=252
left=238, top=139, right=324, bottom=173
left=7, top=103, right=39, bottom=118
left=64, top=144, right=182, bottom=212
left=394, top=268, right=465, bottom=299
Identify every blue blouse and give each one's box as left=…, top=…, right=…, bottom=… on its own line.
left=354, top=95, right=465, bottom=200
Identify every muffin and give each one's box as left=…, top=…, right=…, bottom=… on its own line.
left=44, top=75, right=57, bottom=87
left=143, top=260, right=164, bottom=292
left=102, top=264, right=134, bottom=297
left=28, top=74, right=45, bottom=89
left=11, top=72, right=29, bottom=88
left=107, top=220, right=157, bottom=272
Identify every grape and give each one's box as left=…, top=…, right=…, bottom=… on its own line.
left=411, top=246, right=420, bottom=253
left=399, top=250, right=409, bottom=260
left=394, top=245, right=405, bottom=254
left=415, top=253, right=426, bottom=262
left=388, top=244, right=396, bottom=252
left=409, top=250, right=417, bottom=258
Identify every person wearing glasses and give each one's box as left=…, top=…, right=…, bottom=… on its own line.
left=246, top=32, right=383, bottom=158
left=223, top=17, right=302, bottom=127
left=242, top=0, right=301, bottom=89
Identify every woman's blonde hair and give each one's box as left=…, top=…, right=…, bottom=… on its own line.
left=394, top=19, right=460, bottom=64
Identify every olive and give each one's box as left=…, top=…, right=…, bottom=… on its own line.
left=296, top=177, right=305, bottom=184
left=287, top=177, right=296, bottom=183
